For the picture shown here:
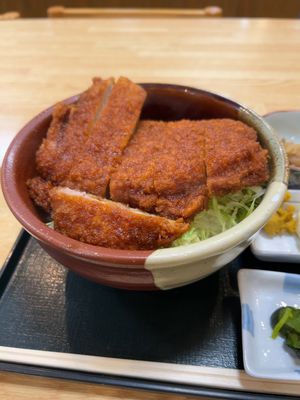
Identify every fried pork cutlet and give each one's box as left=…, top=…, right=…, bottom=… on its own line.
left=36, top=77, right=114, bottom=184
left=27, top=176, right=54, bottom=213
left=203, top=119, right=269, bottom=196
left=50, top=187, right=188, bottom=250
left=110, top=120, right=208, bottom=220
left=64, top=77, right=146, bottom=196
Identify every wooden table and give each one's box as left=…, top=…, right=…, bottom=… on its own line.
left=0, top=17, right=300, bottom=399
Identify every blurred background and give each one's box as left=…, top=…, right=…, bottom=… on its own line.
left=1, top=0, right=300, bottom=19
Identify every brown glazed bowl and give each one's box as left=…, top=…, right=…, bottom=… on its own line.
left=1, top=84, right=288, bottom=291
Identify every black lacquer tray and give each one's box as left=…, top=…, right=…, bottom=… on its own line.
left=0, top=231, right=299, bottom=399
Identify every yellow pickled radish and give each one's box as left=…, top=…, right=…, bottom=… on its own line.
left=264, top=191, right=297, bottom=236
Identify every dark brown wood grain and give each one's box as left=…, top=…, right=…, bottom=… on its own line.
left=1, top=0, right=300, bottom=18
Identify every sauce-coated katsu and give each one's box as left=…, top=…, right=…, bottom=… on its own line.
left=27, top=77, right=270, bottom=250
left=36, top=77, right=146, bottom=196
left=27, top=176, right=54, bottom=213
left=36, top=78, right=113, bottom=186
left=63, top=77, right=146, bottom=196
left=50, top=188, right=189, bottom=250
left=202, top=119, right=269, bottom=196
left=110, top=120, right=208, bottom=220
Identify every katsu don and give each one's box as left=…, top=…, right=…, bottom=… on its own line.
left=50, top=187, right=189, bottom=250
left=27, top=77, right=270, bottom=250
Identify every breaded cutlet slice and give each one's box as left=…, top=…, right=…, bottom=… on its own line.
left=110, top=120, right=208, bottom=220
left=27, top=176, right=54, bottom=213
left=203, top=119, right=269, bottom=196
left=64, top=77, right=147, bottom=196
left=36, top=78, right=114, bottom=184
left=50, top=187, right=188, bottom=250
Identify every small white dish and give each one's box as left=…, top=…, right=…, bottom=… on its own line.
left=251, top=189, right=300, bottom=262
left=264, top=110, right=300, bottom=145
left=238, top=268, right=300, bottom=381
left=264, top=111, right=300, bottom=187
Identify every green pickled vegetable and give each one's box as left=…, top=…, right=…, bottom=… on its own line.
left=271, top=306, right=300, bottom=350
left=272, top=307, right=293, bottom=339
left=172, top=186, right=264, bottom=247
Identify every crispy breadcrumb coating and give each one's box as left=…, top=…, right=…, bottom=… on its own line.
left=35, top=102, right=71, bottom=182
left=110, top=120, right=208, bottom=219
left=64, top=77, right=147, bottom=196
left=27, top=176, right=54, bottom=213
left=36, top=78, right=114, bottom=185
left=50, top=187, right=189, bottom=250
left=203, top=119, right=269, bottom=196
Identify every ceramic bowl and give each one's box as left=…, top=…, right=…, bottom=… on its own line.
left=1, top=84, right=288, bottom=290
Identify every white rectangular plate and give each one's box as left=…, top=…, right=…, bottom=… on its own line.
left=251, top=190, right=300, bottom=262
left=238, top=268, right=300, bottom=381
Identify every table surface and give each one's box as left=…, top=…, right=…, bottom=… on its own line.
left=0, top=17, right=300, bottom=399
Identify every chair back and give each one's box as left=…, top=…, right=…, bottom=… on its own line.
left=0, top=11, right=20, bottom=20
left=47, top=6, right=223, bottom=18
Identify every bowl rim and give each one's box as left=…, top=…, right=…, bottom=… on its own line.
left=263, top=109, right=300, bottom=118
left=1, top=83, right=288, bottom=266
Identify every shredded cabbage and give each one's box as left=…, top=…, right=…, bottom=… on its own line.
left=172, top=186, right=264, bottom=247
